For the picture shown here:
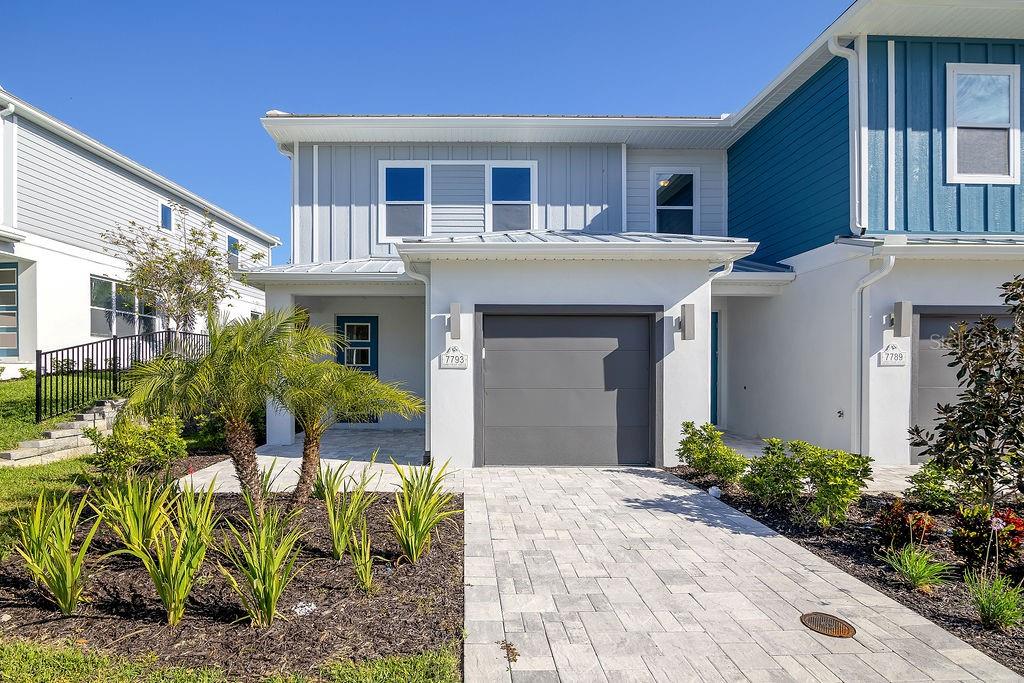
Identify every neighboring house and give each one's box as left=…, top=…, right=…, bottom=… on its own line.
left=252, top=0, right=1024, bottom=469
left=0, top=89, right=280, bottom=378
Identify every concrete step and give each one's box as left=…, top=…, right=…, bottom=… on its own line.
left=56, top=417, right=114, bottom=431
left=0, top=444, right=95, bottom=467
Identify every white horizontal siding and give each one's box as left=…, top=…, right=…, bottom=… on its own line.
left=625, top=149, right=727, bottom=236
left=15, top=118, right=269, bottom=261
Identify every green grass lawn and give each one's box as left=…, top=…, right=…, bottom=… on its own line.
left=0, top=458, right=88, bottom=556
left=0, top=640, right=461, bottom=683
left=0, top=378, right=69, bottom=451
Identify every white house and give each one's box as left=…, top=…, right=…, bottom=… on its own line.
left=0, top=88, right=280, bottom=378
left=251, top=0, right=1024, bottom=469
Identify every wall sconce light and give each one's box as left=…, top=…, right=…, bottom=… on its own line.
left=893, top=300, right=912, bottom=338
left=679, top=303, right=695, bottom=340
left=449, top=302, right=461, bottom=339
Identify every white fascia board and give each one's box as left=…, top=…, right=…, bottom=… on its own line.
left=0, top=89, right=281, bottom=248
left=397, top=241, right=758, bottom=263
left=243, top=271, right=415, bottom=285
left=712, top=271, right=796, bottom=296
left=0, top=225, right=27, bottom=242
left=871, top=243, right=1024, bottom=260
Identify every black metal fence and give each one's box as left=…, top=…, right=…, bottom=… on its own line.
left=35, top=330, right=209, bottom=422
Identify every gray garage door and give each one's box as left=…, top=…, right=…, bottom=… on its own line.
left=481, top=314, right=651, bottom=466
left=913, top=311, right=1009, bottom=463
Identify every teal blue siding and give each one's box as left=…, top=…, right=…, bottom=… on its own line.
left=727, top=57, right=850, bottom=264
left=866, top=37, right=1024, bottom=233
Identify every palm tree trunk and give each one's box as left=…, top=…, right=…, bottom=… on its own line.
left=290, top=435, right=321, bottom=511
left=225, top=417, right=263, bottom=516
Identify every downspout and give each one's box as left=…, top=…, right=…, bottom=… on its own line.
left=828, top=35, right=867, bottom=235
left=851, top=247, right=898, bottom=455
left=708, top=261, right=734, bottom=284
left=403, top=261, right=431, bottom=465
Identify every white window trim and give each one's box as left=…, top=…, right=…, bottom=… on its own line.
left=649, top=166, right=701, bottom=234
left=89, top=275, right=162, bottom=338
left=158, top=200, right=174, bottom=231
left=377, top=160, right=538, bottom=243
left=945, top=62, right=1021, bottom=185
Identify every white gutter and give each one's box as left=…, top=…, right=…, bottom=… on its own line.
left=850, top=235, right=904, bottom=455
left=398, top=242, right=757, bottom=262
left=828, top=36, right=867, bottom=236
left=0, top=89, right=281, bottom=247
left=401, top=261, right=432, bottom=465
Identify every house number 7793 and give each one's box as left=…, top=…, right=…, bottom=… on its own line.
left=440, top=345, right=468, bottom=369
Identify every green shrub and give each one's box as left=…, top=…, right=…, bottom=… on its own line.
left=93, top=475, right=173, bottom=552
left=965, top=569, right=1024, bottom=631
left=350, top=517, right=375, bottom=594
left=389, top=459, right=460, bottom=564
left=676, top=422, right=747, bottom=484
left=877, top=543, right=949, bottom=593
left=793, top=441, right=872, bottom=529
left=14, top=493, right=102, bottom=615
left=218, top=494, right=306, bottom=628
left=84, top=416, right=187, bottom=477
left=906, top=459, right=982, bottom=512
left=952, top=505, right=1024, bottom=568
left=324, top=464, right=377, bottom=560
left=740, top=438, right=803, bottom=507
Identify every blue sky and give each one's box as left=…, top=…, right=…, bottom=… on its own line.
left=6, top=0, right=851, bottom=263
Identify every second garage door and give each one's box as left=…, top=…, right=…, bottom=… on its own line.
left=481, top=314, right=652, bottom=466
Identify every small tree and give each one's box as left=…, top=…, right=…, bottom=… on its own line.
left=124, top=309, right=331, bottom=515
left=103, top=203, right=264, bottom=332
left=274, top=360, right=423, bottom=509
left=909, top=276, right=1024, bottom=508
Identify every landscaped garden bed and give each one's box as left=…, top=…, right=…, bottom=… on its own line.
left=665, top=463, right=1024, bottom=675
left=0, top=488, right=463, bottom=681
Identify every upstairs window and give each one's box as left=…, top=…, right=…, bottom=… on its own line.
left=491, top=166, right=533, bottom=231
left=227, top=236, right=240, bottom=270
left=379, top=161, right=536, bottom=242
left=947, top=63, right=1020, bottom=185
left=160, top=203, right=173, bottom=231
left=650, top=167, right=699, bottom=234
left=90, top=276, right=159, bottom=337
left=382, top=165, right=426, bottom=240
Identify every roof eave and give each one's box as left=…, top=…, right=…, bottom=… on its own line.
left=872, top=244, right=1024, bottom=260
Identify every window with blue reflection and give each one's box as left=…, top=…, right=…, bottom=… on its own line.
left=492, top=167, right=531, bottom=202
left=160, top=203, right=172, bottom=230
left=385, top=167, right=425, bottom=202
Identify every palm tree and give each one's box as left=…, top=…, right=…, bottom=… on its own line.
left=124, top=308, right=332, bottom=515
left=274, top=360, right=423, bottom=509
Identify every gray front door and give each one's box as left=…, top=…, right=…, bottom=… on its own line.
left=481, top=314, right=651, bottom=466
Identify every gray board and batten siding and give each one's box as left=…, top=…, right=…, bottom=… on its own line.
left=292, top=143, right=625, bottom=263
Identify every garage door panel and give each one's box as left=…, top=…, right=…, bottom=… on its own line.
left=485, top=350, right=649, bottom=390
left=485, top=315, right=648, bottom=350
left=483, top=388, right=649, bottom=427
left=484, top=426, right=650, bottom=466
left=481, top=314, right=652, bottom=466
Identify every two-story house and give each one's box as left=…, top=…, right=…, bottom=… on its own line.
left=251, top=0, right=1024, bottom=470
left=0, top=88, right=280, bottom=378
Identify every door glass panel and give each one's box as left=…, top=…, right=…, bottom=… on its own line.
left=344, top=323, right=371, bottom=341
left=655, top=173, right=694, bottom=207
left=656, top=208, right=694, bottom=234
left=0, top=269, right=16, bottom=285
left=0, top=292, right=14, bottom=306
left=0, top=333, right=15, bottom=349
left=0, top=312, right=17, bottom=328
left=344, top=347, right=370, bottom=366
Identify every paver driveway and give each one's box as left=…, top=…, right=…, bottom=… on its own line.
left=462, top=467, right=1019, bottom=682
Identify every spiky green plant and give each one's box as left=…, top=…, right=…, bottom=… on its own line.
left=350, top=517, right=375, bottom=594
left=218, top=494, right=306, bottom=628
left=324, top=460, right=379, bottom=560
left=965, top=569, right=1024, bottom=631
left=314, top=461, right=348, bottom=502
left=877, top=543, right=950, bottom=593
left=388, top=460, right=461, bottom=564
left=119, top=524, right=209, bottom=627
left=174, top=480, right=218, bottom=547
left=14, top=493, right=102, bottom=615
left=92, top=475, right=173, bottom=552
left=258, top=459, right=286, bottom=502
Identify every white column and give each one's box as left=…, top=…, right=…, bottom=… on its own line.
left=265, top=287, right=295, bottom=447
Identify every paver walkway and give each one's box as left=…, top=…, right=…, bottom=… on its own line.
left=462, top=467, right=1018, bottom=682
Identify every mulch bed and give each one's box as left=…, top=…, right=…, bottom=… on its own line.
left=0, top=492, right=464, bottom=681
left=664, top=465, right=1024, bottom=676
left=167, top=451, right=231, bottom=479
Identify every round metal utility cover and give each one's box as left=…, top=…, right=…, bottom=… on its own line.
left=800, top=612, right=856, bottom=638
